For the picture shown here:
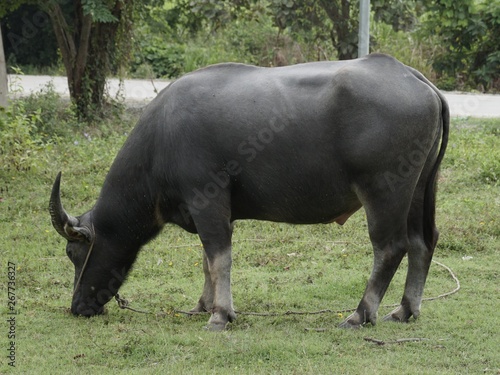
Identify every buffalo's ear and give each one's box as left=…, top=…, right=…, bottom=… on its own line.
left=64, top=225, right=93, bottom=243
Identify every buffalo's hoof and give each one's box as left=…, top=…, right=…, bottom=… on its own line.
left=382, top=314, right=406, bottom=323
left=338, top=318, right=364, bottom=329
left=189, top=307, right=209, bottom=316
left=190, top=301, right=212, bottom=314
left=383, top=305, right=414, bottom=323
left=338, top=310, right=376, bottom=329
left=204, top=322, right=228, bottom=331
left=205, top=310, right=234, bottom=331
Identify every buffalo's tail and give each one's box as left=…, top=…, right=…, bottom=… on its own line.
left=408, top=66, right=450, bottom=249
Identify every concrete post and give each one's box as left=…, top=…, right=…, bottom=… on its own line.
left=0, top=24, right=8, bottom=108
left=358, top=0, right=370, bottom=58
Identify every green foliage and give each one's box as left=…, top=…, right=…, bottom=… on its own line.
left=128, top=3, right=186, bottom=78
left=0, top=98, right=46, bottom=172
left=372, top=0, right=427, bottom=31
left=0, top=74, right=78, bottom=172
left=0, top=0, right=36, bottom=18
left=1, top=3, right=59, bottom=70
left=268, top=0, right=318, bottom=30
left=82, top=0, right=119, bottom=22
left=131, top=25, right=186, bottom=78
left=267, top=0, right=358, bottom=59
left=21, top=82, right=78, bottom=140
left=424, top=0, right=500, bottom=91
left=188, top=0, right=255, bottom=30
left=130, top=9, right=332, bottom=79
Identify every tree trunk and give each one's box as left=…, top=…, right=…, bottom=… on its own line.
left=82, top=7, right=122, bottom=118
left=319, top=0, right=358, bottom=60
left=45, top=1, right=122, bottom=121
left=0, top=23, right=8, bottom=108
left=46, top=1, right=91, bottom=119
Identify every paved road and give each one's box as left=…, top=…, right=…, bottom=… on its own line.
left=8, top=74, right=500, bottom=118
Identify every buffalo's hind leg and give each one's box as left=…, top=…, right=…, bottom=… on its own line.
left=339, top=187, right=412, bottom=328
left=383, top=233, right=434, bottom=323
left=339, top=224, right=409, bottom=328
left=384, top=133, right=441, bottom=323
left=384, top=177, right=439, bottom=322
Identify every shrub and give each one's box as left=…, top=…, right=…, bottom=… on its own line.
left=133, top=37, right=186, bottom=78
left=0, top=80, right=77, bottom=172
left=21, top=82, right=77, bottom=141
left=129, top=6, right=334, bottom=79
left=0, top=99, right=47, bottom=172
left=423, top=0, right=500, bottom=91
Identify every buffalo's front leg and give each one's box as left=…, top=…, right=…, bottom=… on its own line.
left=190, top=251, right=214, bottom=314
left=190, top=245, right=236, bottom=331
left=204, top=245, right=235, bottom=330
left=191, top=209, right=235, bottom=331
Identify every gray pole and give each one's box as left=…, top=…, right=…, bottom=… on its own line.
left=0, top=23, right=8, bottom=108
left=358, top=0, right=370, bottom=58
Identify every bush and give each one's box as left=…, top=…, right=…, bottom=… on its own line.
left=0, top=99, right=48, bottom=172
left=21, top=82, right=77, bottom=141
left=132, top=37, right=186, bottom=78
left=129, top=9, right=334, bottom=79
left=423, top=0, right=500, bottom=91
left=0, top=81, right=77, bottom=172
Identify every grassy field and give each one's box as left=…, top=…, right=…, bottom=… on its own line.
left=1, top=111, right=499, bottom=374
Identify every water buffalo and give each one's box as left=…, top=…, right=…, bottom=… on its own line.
left=50, top=53, right=449, bottom=330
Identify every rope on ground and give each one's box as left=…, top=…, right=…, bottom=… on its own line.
left=115, top=258, right=460, bottom=317
left=363, top=337, right=431, bottom=345
left=422, top=260, right=461, bottom=301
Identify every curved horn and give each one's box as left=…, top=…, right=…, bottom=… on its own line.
left=49, top=172, right=79, bottom=240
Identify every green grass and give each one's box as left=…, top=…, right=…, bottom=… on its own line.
left=1, top=112, right=499, bottom=374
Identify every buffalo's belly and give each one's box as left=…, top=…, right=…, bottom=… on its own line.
left=230, top=182, right=362, bottom=225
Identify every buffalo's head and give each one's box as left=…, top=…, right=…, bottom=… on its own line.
left=49, top=172, right=130, bottom=317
